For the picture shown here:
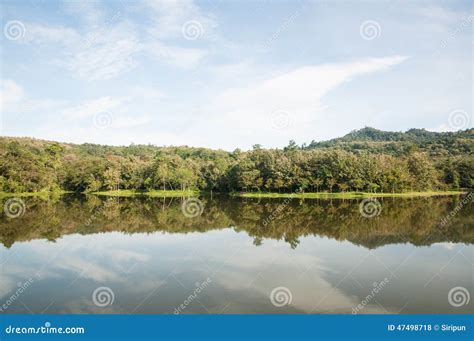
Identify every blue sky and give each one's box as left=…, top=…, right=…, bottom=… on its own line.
left=0, top=0, right=472, bottom=150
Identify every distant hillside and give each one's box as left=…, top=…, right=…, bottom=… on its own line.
left=305, top=127, right=474, bottom=157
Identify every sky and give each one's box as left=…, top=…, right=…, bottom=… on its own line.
left=0, top=0, right=472, bottom=150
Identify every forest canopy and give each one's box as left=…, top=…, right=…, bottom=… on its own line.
left=0, top=127, right=472, bottom=194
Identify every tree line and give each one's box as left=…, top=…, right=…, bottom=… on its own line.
left=0, top=128, right=472, bottom=194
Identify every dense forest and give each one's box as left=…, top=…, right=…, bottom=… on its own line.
left=0, top=127, right=472, bottom=194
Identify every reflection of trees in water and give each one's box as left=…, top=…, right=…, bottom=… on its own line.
left=0, top=194, right=472, bottom=249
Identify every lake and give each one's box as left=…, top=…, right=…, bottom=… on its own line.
left=0, top=194, right=472, bottom=314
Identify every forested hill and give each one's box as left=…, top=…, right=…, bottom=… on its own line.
left=305, top=127, right=474, bottom=156
left=0, top=127, right=473, bottom=194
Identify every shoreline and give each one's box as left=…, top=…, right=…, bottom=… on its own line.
left=233, top=191, right=468, bottom=199
left=0, top=190, right=468, bottom=199
left=89, top=189, right=200, bottom=197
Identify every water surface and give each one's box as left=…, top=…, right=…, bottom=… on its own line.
left=1, top=194, right=472, bottom=314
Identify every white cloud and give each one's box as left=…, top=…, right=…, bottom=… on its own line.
left=61, top=96, right=121, bottom=119
left=114, top=115, right=152, bottom=128
left=23, top=23, right=81, bottom=45
left=145, top=0, right=216, bottom=40
left=146, top=42, right=207, bottom=69
left=23, top=21, right=142, bottom=81
left=17, top=0, right=216, bottom=80
left=212, top=56, right=408, bottom=122
left=0, top=80, right=65, bottom=116
left=0, top=80, right=24, bottom=112
left=61, top=0, right=105, bottom=27
left=62, top=38, right=142, bottom=80
left=208, top=61, right=258, bottom=80
left=183, top=56, right=409, bottom=149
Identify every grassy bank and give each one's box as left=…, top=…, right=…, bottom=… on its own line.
left=234, top=191, right=468, bottom=199
left=90, top=189, right=200, bottom=197
left=0, top=189, right=200, bottom=198
left=0, top=190, right=73, bottom=198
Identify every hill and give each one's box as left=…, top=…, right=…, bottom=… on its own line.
left=305, top=127, right=474, bottom=157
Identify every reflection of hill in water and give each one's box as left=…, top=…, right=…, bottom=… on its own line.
left=1, top=194, right=473, bottom=249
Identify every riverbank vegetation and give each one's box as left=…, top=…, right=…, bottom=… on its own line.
left=235, top=191, right=467, bottom=199
left=91, top=189, right=199, bottom=197
left=1, top=128, right=472, bottom=195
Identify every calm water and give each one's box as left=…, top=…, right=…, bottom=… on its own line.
left=0, top=194, right=472, bottom=314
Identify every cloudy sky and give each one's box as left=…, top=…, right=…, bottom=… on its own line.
left=0, top=0, right=472, bottom=150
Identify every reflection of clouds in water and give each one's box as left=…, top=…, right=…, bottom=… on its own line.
left=1, top=226, right=472, bottom=313
left=171, top=231, right=368, bottom=313
left=434, top=242, right=456, bottom=250
left=58, top=296, right=127, bottom=314
left=208, top=250, right=356, bottom=313
left=56, top=258, right=119, bottom=283
left=107, top=249, right=149, bottom=263
left=0, top=254, right=57, bottom=299
left=0, top=277, right=18, bottom=299
left=0, top=234, right=154, bottom=288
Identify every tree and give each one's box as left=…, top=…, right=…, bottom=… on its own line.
left=312, top=178, right=323, bottom=192
left=327, top=178, right=336, bottom=192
